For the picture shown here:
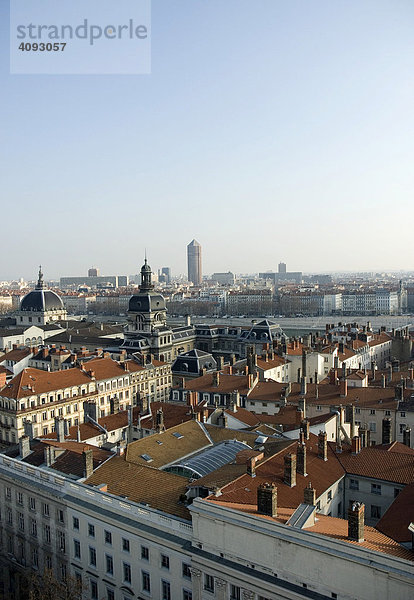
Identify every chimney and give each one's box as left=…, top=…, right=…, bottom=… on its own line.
left=304, top=482, right=316, bottom=506
left=247, top=457, right=256, bottom=477
left=348, top=502, right=365, bottom=542
left=42, top=348, right=49, bottom=358
left=359, top=425, right=370, bottom=448
left=284, top=453, right=296, bottom=487
left=318, top=431, right=328, bottom=461
left=403, top=427, right=411, bottom=447
left=24, top=420, right=35, bottom=440
left=300, top=377, right=307, bottom=397
left=213, top=372, right=220, bottom=387
left=55, top=417, right=65, bottom=443
left=82, top=449, right=94, bottom=478
left=217, top=410, right=228, bottom=428
left=340, top=379, right=348, bottom=398
left=76, top=426, right=81, bottom=443
left=381, top=374, right=386, bottom=388
left=295, top=408, right=304, bottom=427
left=301, top=419, right=310, bottom=440
left=44, top=445, right=55, bottom=467
left=110, top=396, right=120, bottom=414
left=156, top=408, right=165, bottom=432
left=19, top=435, right=31, bottom=459
left=217, top=356, right=224, bottom=371
left=330, top=369, right=338, bottom=385
left=351, top=436, right=361, bottom=454
left=257, top=483, right=277, bottom=517
left=298, top=396, right=306, bottom=417
left=116, top=440, right=126, bottom=456
left=382, top=418, right=392, bottom=445
left=387, top=364, right=393, bottom=384
left=302, top=350, right=307, bottom=381
left=297, top=443, right=307, bottom=476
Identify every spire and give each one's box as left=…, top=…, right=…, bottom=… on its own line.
left=36, top=265, right=45, bottom=290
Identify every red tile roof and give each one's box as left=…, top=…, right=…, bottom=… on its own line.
left=376, top=482, right=414, bottom=543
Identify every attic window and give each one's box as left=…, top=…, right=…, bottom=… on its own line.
left=173, top=432, right=184, bottom=439
left=156, top=440, right=163, bottom=445
left=140, top=454, right=153, bottom=462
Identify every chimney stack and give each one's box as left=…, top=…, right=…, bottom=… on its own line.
left=304, top=482, right=316, bottom=506
left=381, top=374, right=386, bottom=388
left=247, top=457, right=256, bottom=478
left=298, top=396, right=306, bottom=417
left=82, top=449, right=94, bottom=479
left=19, top=435, right=31, bottom=459
left=213, top=372, right=220, bottom=387
left=359, top=425, right=370, bottom=448
left=301, top=419, right=310, bottom=440
left=284, top=453, right=296, bottom=487
left=318, top=431, right=328, bottom=461
left=257, top=483, right=277, bottom=517
left=55, top=417, right=65, bottom=443
left=382, top=418, right=392, bottom=445
left=403, top=427, right=411, bottom=448
left=297, top=443, right=307, bottom=476
left=295, top=408, right=304, bottom=427
left=348, top=502, right=365, bottom=542
left=340, top=378, right=348, bottom=398
left=351, top=436, right=361, bottom=454
left=300, top=376, right=307, bottom=397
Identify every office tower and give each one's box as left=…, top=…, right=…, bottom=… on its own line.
left=88, top=267, right=99, bottom=277
left=187, top=239, right=202, bottom=285
left=161, top=267, right=171, bottom=284
left=278, top=262, right=287, bottom=274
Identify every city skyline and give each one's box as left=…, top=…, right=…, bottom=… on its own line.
left=1, top=1, right=413, bottom=278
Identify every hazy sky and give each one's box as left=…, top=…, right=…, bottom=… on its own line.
left=1, top=0, right=413, bottom=280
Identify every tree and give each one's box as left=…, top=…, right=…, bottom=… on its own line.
left=23, top=569, right=86, bottom=600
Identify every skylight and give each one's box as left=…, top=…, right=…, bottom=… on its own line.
left=173, top=432, right=184, bottom=439
left=140, top=454, right=153, bottom=462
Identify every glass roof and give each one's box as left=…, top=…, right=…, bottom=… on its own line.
left=167, top=439, right=250, bottom=478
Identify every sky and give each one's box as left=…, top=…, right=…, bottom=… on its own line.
left=1, top=0, right=413, bottom=280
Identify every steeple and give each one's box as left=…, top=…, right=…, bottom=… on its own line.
left=140, top=258, right=154, bottom=292
left=36, top=265, right=45, bottom=290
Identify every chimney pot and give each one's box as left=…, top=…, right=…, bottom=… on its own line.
left=257, top=483, right=277, bottom=517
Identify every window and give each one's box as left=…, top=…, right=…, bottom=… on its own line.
left=31, top=546, right=38, bottom=568
left=370, top=409, right=376, bottom=415
left=89, top=546, right=97, bottom=567
left=394, top=488, right=401, bottom=498
left=90, top=580, right=98, bottom=600
left=58, top=509, right=64, bottom=523
left=161, top=554, right=170, bottom=569
left=123, top=562, right=131, bottom=583
left=73, top=516, right=79, bottom=530
left=400, top=424, right=406, bottom=434
left=30, top=518, right=37, bottom=537
left=88, top=523, right=95, bottom=538
left=369, top=422, right=376, bottom=433
left=43, top=503, right=50, bottom=517
left=142, top=570, right=151, bottom=593
left=371, top=505, right=381, bottom=519
left=327, top=490, right=332, bottom=502
left=183, top=591, right=192, bottom=600
left=106, top=554, right=114, bottom=575
left=182, top=563, right=191, bottom=579
left=162, top=580, right=171, bottom=600
left=74, top=540, right=81, bottom=559
left=204, top=574, right=215, bottom=593
left=141, top=545, right=149, bottom=560
left=122, top=538, right=130, bottom=552
left=350, top=478, right=359, bottom=490
left=43, top=524, right=51, bottom=544
left=230, top=585, right=241, bottom=600
left=385, top=410, right=391, bottom=416
left=29, top=497, right=36, bottom=511
left=106, top=589, right=115, bottom=600
left=400, top=412, right=406, bottom=418
left=18, top=513, right=25, bottom=531
left=17, top=492, right=23, bottom=505
left=371, top=483, right=381, bottom=495
left=58, top=531, right=66, bottom=553
left=5, top=487, right=11, bottom=501
left=355, top=408, right=361, bottom=414
left=104, top=530, right=112, bottom=545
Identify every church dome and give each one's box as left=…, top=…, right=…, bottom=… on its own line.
left=20, top=267, right=64, bottom=313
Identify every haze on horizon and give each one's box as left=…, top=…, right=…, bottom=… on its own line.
left=1, top=0, right=413, bottom=280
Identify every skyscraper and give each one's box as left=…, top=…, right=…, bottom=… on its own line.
left=187, top=239, right=202, bottom=285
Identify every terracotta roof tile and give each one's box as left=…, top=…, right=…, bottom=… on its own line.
left=376, top=482, right=414, bottom=543
left=334, top=445, right=414, bottom=485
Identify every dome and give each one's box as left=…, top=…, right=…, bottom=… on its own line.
left=20, top=266, right=64, bottom=313
left=128, top=293, right=165, bottom=313
left=20, top=289, right=64, bottom=312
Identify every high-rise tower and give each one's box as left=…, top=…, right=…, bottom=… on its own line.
left=187, top=239, right=202, bottom=285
